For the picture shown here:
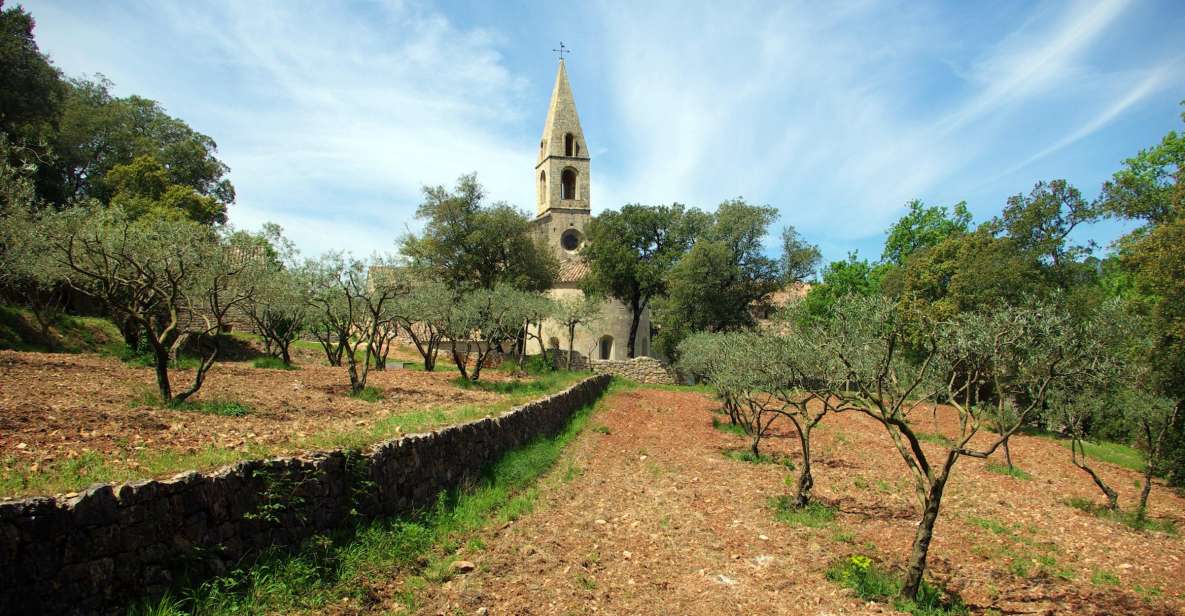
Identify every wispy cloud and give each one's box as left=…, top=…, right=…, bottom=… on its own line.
left=18, top=0, right=1185, bottom=264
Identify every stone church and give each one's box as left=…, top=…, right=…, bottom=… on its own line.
left=532, top=60, right=653, bottom=361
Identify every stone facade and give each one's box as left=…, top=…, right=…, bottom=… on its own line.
left=0, top=375, right=611, bottom=615
left=531, top=60, right=653, bottom=361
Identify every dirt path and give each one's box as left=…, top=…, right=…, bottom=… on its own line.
left=409, top=387, right=1185, bottom=616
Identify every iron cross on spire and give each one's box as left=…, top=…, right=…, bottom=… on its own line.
left=553, top=41, right=570, bottom=61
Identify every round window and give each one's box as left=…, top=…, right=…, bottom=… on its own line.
left=560, top=229, right=582, bottom=252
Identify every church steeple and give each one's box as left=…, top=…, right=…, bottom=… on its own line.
left=536, top=59, right=590, bottom=216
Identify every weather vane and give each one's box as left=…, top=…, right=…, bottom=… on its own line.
left=553, top=41, right=570, bottom=61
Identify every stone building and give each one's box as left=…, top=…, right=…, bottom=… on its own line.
left=532, top=60, right=653, bottom=361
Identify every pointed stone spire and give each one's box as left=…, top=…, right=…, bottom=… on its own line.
left=535, top=59, right=591, bottom=215
left=538, top=60, right=588, bottom=164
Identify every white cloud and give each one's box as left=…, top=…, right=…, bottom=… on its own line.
left=590, top=0, right=1158, bottom=247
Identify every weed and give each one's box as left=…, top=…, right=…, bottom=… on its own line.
left=593, top=425, right=611, bottom=435
left=985, top=462, right=1031, bottom=480
left=853, top=476, right=869, bottom=490
left=711, top=416, right=749, bottom=437
left=252, top=356, right=296, bottom=370
left=128, top=389, right=250, bottom=417
left=1090, top=569, right=1120, bottom=587
left=577, top=575, right=597, bottom=590
left=969, top=516, right=1009, bottom=535
left=916, top=432, right=955, bottom=448
left=127, top=395, right=250, bottom=419
left=770, top=497, right=836, bottom=528
left=348, top=386, right=384, bottom=402
left=826, top=554, right=967, bottom=615
left=723, top=449, right=795, bottom=468
left=830, top=529, right=856, bottom=543
left=1134, top=584, right=1163, bottom=599
left=1065, top=499, right=1178, bottom=534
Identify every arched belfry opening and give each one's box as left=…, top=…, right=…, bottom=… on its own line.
left=561, top=168, right=577, bottom=200
left=564, top=133, right=575, bottom=156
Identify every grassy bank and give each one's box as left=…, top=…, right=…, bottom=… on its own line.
left=130, top=378, right=622, bottom=615
left=0, top=304, right=123, bottom=354
left=0, top=369, right=592, bottom=499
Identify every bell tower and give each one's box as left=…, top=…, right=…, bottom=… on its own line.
left=536, top=59, right=591, bottom=216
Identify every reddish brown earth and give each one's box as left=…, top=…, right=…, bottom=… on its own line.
left=0, top=349, right=508, bottom=496
left=403, top=388, right=1184, bottom=615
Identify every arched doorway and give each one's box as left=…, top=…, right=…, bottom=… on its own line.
left=599, top=335, right=613, bottom=360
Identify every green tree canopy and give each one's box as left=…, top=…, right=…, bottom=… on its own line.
left=1101, top=102, right=1184, bottom=224
left=401, top=173, right=558, bottom=292
left=881, top=199, right=971, bottom=266
left=0, top=2, right=66, bottom=148
left=799, top=252, right=885, bottom=319
left=582, top=202, right=710, bottom=357
left=655, top=199, right=780, bottom=358
left=780, top=224, right=822, bottom=283
left=43, top=77, right=234, bottom=213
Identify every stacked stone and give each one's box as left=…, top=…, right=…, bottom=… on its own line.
left=0, top=375, right=611, bottom=615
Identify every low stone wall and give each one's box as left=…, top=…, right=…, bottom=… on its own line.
left=567, top=356, right=675, bottom=384
left=0, top=375, right=611, bottom=615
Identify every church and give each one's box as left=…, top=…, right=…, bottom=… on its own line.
left=531, top=59, right=653, bottom=362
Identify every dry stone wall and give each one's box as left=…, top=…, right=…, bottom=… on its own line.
left=564, top=356, right=675, bottom=384
left=0, top=374, right=611, bottom=615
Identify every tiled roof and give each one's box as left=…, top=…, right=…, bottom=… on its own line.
left=557, top=259, right=590, bottom=283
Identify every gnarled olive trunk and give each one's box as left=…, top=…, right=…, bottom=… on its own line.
left=902, top=452, right=958, bottom=600
left=794, top=430, right=814, bottom=508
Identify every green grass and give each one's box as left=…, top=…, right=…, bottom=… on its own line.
left=826, top=554, right=967, bottom=615
left=769, top=497, right=836, bottom=528
left=127, top=378, right=618, bottom=616
left=592, top=425, right=611, bottom=435
left=0, top=304, right=125, bottom=354
left=2, top=370, right=597, bottom=499
left=966, top=514, right=1074, bottom=581
left=985, top=462, right=1032, bottom=480
left=711, top=416, right=750, bottom=437
left=968, top=516, right=1010, bottom=535
left=722, top=448, right=796, bottom=469
left=451, top=369, right=584, bottom=397
left=1066, top=498, right=1178, bottom=534
left=915, top=432, right=955, bottom=448
left=348, top=386, right=384, bottom=402
left=127, top=389, right=251, bottom=417
left=1090, top=569, right=1121, bottom=587
left=252, top=356, right=296, bottom=370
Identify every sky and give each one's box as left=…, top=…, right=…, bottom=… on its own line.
left=17, top=0, right=1185, bottom=266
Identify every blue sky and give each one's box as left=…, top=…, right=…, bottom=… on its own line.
left=18, top=0, right=1185, bottom=266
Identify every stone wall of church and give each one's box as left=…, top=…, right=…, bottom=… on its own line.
left=540, top=287, right=651, bottom=362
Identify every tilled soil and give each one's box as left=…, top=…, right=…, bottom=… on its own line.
left=0, top=349, right=503, bottom=494
left=407, top=388, right=1185, bottom=615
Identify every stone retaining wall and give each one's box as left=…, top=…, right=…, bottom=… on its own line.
left=566, top=356, right=676, bottom=384
left=0, top=375, right=612, bottom=615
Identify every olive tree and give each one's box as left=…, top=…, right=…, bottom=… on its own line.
left=394, top=279, right=452, bottom=372
left=3, top=204, right=265, bottom=403
left=678, top=331, right=782, bottom=456
left=303, top=253, right=408, bottom=393
left=812, top=294, right=1107, bottom=600
left=552, top=294, right=603, bottom=370
left=1048, top=306, right=1180, bottom=520
left=442, top=286, right=544, bottom=382
left=517, top=292, right=556, bottom=371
